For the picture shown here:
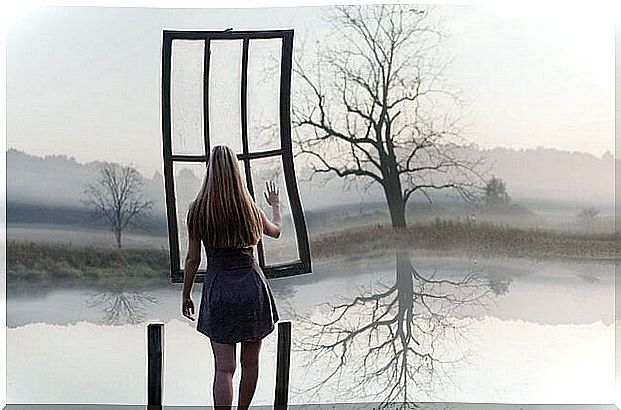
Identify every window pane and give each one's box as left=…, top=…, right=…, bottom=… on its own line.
left=247, top=39, right=282, bottom=152
left=170, top=40, right=205, bottom=156
left=249, top=156, right=299, bottom=265
left=173, top=162, right=208, bottom=272
left=209, top=40, right=242, bottom=154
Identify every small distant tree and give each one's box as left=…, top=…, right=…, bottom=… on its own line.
left=576, top=207, right=599, bottom=224
left=82, top=162, right=154, bottom=248
left=482, top=176, right=510, bottom=209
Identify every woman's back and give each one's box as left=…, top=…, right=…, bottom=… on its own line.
left=181, top=144, right=283, bottom=408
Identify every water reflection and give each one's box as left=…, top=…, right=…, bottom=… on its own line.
left=84, top=285, right=158, bottom=325
left=6, top=254, right=614, bottom=404
left=289, top=247, right=504, bottom=408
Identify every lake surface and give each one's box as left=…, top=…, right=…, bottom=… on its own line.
left=6, top=251, right=617, bottom=406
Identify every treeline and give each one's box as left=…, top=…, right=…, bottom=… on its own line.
left=7, top=201, right=168, bottom=235
left=7, top=218, right=619, bottom=286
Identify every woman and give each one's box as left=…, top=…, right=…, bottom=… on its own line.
left=181, top=144, right=282, bottom=409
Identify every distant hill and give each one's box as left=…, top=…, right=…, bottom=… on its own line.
left=480, top=146, right=615, bottom=208
left=7, top=146, right=616, bottom=226
left=6, top=148, right=168, bottom=212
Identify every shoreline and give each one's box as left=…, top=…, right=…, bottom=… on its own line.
left=7, top=220, right=619, bottom=286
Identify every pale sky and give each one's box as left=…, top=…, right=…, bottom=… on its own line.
left=6, top=4, right=616, bottom=177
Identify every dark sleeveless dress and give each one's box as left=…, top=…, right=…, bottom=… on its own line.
left=196, top=244, right=280, bottom=343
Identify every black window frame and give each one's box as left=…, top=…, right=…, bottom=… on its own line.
left=161, top=29, right=312, bottom=283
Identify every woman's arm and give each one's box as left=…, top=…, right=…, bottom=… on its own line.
left=182, top=235, right=201, bottom=300
left=260, top=206, right=281, bottom=238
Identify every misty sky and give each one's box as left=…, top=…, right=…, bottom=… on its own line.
left=6, top=4, right=615, bottom=177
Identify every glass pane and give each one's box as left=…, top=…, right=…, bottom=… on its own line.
left=170, top=40, right=205, bottom=156
left=173, top=162, right=208, bottom=272
left=247, top=39, right=282, bottom=152
left=250, top=156, right=299, bottom=265
left=209, top=40, right=242, bottom=154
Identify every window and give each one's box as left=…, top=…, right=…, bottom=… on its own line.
left=161, top=29, right=312, bottom=283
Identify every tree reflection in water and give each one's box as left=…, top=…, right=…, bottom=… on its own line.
left=85, top=283, right=158, bottom=325
left=290, top=247, right=504, bottom=409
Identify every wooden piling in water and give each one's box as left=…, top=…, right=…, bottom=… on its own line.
left=274, top=320, right=292, bottom=409
left=146, top=320, right=291, bottom=408
left=147, top=323, right=164, bottom=407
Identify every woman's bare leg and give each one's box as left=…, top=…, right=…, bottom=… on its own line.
left=210, top=339, right=237, bottom=409
left=237, top=339, right=262, bottom=409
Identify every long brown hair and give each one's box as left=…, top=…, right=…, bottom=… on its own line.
left=186, top=144, right=264, bottom=249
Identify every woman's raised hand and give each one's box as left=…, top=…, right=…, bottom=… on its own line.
left=263, top=180, right=280, bottom=207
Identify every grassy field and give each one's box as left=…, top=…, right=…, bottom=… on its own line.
left=311, top=218, right=620, bottom=261
left=6, top=218, right=619, bottom=285
left=6, top=241, right=170, bottom=286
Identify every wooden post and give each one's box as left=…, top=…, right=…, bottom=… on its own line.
left=147, top=323, right=164, bottom=408
left=274, top=321, right=292, bottom=409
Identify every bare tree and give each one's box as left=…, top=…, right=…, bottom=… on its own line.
left=576, top=207, right=599, bottom=223
left=82, top=162, right=154, bottom=248
left=576, top=207, right=600, bottom=233
left=293, top=5, right=488, bottom=230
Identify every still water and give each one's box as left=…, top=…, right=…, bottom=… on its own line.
left=7, top=251, right=616, bottom=406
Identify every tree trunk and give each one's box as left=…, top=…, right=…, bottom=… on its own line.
left=115, top=229, right=122, bottom=248
left=395, top=248, right=414, bottom=328
left=383, top=174, right=407, bottom=230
